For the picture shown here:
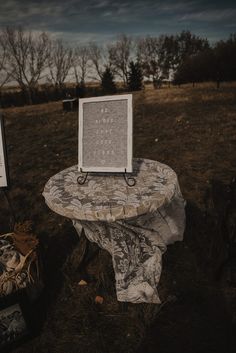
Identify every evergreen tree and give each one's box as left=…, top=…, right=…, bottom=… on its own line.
left=127, top=61, right=143, bottom=91
left=101, top=68, right=116, bottom=94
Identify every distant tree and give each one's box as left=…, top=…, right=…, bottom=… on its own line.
left=176, top=30, right=209, bottom=67
left=137, top=31, right=209, bottom=87
left=101, top=67, right=116, bottom=94
left=157, top=34, right=179, bottom=80
left=0, top=33, right=11, bottom=92
left=174, top=34, right=236, bottom=88
left=108, top=34, right=133, bottom=86
left=213, top=34, right=236, bottom=88
left=72, top=45, right=90, bottom=85
left=1, top=27, right=51, bottom=104
left=75, top=80, right=86, bottom=98
left=88, top=42, right=109, bottom=81
left=127, top=61, right=143, bottom=91
left=174, top=49, right=214, bottom=86
left=47, top=39, right=73, bottom=90
left=174, top=55, right=199, bottom=86
left=137, top=36, right=162, bottom=87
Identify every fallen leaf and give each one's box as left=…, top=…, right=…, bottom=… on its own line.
left=95, top=295, right=104, bottom=304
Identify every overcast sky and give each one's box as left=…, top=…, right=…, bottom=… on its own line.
left=0, top=0, right=236, bottom=44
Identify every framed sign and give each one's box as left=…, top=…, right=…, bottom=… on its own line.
left=78, top=94, right=133, bottom=173
left=0, top=303, right=29, bottom=349
left=0, top=290, right=33, bottom=351
left=0, top=115, right=9, bottom=188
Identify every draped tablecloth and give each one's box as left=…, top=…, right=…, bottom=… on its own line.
left=43, top=158, right=185, bottom=303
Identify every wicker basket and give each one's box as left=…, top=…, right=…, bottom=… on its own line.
left=0, top=222, right=40, bottom=297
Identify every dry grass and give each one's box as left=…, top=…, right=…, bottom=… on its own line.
left=133, top=83, right=236, bottom=206
left=1, top=82, right=236, bottom=353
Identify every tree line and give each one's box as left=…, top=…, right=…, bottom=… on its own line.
left=0, top=27, right=235, bottom=107
left=174, top=34, right=236, bottom=88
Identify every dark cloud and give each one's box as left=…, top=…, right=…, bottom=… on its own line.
left=0, top=0, right=235, bottom=43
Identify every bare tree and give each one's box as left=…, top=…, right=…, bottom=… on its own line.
left=47, top=39, right=73, bottom=90
left=88, top=42, right=107, bottom=81
left=1, top=27, right=50, bottom=103
left=0, top=33, right=12, bottom=92
left=72, top=45, right=90, bottom=84
left=108, top=34, right=133, bottom=85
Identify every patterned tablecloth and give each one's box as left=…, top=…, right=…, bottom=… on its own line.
left=43, top=158, right=185, bottom=303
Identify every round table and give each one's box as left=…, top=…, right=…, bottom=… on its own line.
left=43, top=158, right=185, bottom=303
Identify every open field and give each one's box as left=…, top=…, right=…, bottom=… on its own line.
left=1, top=82, right=236, bottom=353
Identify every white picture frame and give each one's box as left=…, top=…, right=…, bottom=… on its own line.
left=0, top=115, right=8, bottom=188
left=78, top=94, right=133, bottom=173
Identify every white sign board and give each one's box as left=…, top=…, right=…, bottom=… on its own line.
left=78, top=94, right=133, bottom=173
left=0, top=116, right=8, bottom=188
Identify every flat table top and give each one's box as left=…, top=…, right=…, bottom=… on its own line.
left=43, top=158, right=178, bottom=222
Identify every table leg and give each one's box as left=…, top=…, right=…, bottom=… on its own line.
left=119, top=302, right=128, bottom=312
left=64, top=229, right=100, bottom=283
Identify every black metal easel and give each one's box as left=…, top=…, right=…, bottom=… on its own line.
left=77, top=168, right=136, bottom=187
left=77, top=168, right=88, bottom=185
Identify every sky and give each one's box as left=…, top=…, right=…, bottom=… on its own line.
left=0, top=0, right=236, bottom=45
